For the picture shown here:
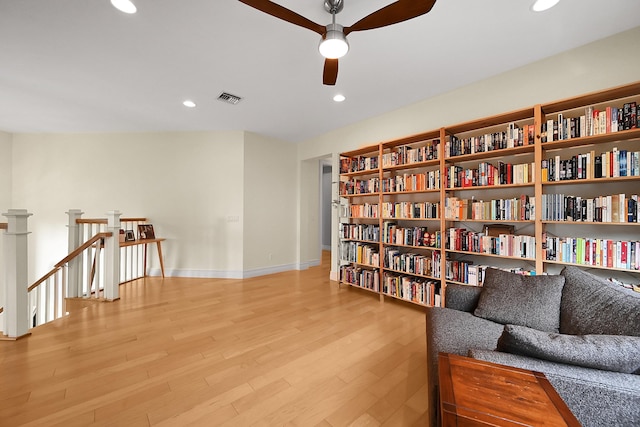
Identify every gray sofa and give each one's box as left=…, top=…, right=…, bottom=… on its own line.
left=426, top=266, right=640, bottom=427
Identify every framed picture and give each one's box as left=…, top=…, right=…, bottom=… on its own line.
left=138, top=224, right=155, bottom=240
left=124, top=229, right=136, bottom=242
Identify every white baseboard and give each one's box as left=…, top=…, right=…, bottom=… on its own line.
left=147, top=262, right=308, bottom=280
left=296, top=259, right=321, bottom=271
left=147, top=268, right=244, bottom=279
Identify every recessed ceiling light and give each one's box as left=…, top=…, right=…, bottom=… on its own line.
left=531, top=0, right=559, bottom=12
left=333, top=94, right=346, bottom=103
left=111, top=0, right=137, bottom=14
left=183, top=100, right=196, bottom=108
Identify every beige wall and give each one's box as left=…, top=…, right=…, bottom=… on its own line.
left=298, top=26, right=640, bottom=161
left=11, top=131, right=247, bottom=280
left=243, top=132, right=297, bottom=274
left=0, top=131, right=12, bottom=211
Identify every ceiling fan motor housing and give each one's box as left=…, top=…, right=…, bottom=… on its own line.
left=324, top=0, right=344, bottom=14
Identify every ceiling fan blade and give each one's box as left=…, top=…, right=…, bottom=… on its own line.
left=239, top=0, right=326, bottom=35
left=323, top=58, right=338, bottom=86
left=344, top=0, right=437, bottom=36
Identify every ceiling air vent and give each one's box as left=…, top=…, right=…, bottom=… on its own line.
left=217, top=92, right=243, bottom=105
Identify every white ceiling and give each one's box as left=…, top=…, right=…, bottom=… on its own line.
left=1, top=1, right=639, bottom=142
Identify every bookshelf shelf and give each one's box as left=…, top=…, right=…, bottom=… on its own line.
left=338, top=80, right=640, bottom=308
left=541, top=176, right=640, bottom=185
left=543, top=260, right=639, bottom=274
left=446, top=183, right=534, bottom=191
left=445, top=250, right=536, bottom=262
left=444, top=145, right=535, bottom=162
left=540, top=128, right=640, bottom=150
left=383, top=243, right=440, bottom=251
left=340, top=192, right=380, bottom=198
left=341, top=282, right=380, bottom=294
left=542, top=221, right=640, bottom=226
left=382, top=159, right=440, bottom=171
left=445, top=219, right=535, bottom=224
left=381, top=292, right=429, bottom=307
left=383, top=189, right=440, bottom=195
left=383, top=268, right=439, bottom=281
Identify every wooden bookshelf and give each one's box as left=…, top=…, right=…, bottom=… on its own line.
left=339, top=80, right=640, bottom=308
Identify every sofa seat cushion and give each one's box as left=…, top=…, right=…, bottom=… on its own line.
left=560, top=266, right=640, bottom=336
left=473, top=268, right=565, bottom=332
left=469, top=349, right=640, bottom=427
left=497, top=324, right=640, bottom=374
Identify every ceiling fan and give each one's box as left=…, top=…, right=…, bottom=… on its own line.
left=238, top=0, right=437, bottom=85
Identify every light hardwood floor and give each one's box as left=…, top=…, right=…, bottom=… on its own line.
left=0, top=253, right=429, bottom=426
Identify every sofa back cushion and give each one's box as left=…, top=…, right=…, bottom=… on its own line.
left=560, top=266, right=640, bottom=336
left=474, top=268, right=565, bottom=333
left=497, top=324, right=640, bottom=374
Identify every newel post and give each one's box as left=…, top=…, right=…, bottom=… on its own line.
left=104, top=210, right=121, bottom=301
left=66, top=209, right=84, bottom=298
left=2, top=209, right=32, bottom=339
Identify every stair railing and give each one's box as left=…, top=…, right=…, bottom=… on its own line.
left=27, top=232, right=112, bottom=327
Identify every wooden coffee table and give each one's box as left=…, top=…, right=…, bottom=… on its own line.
left=438, top=353, right=580, bottom=426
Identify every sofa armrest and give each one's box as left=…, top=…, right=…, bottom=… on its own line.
left=445, top=283, right=483, bottom=312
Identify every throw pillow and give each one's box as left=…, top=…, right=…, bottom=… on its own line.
left=474, top=268, right=564, bottom=332
left=497, top=324, right=640, bottom=374
left=560, top=266, right=640, bottom=336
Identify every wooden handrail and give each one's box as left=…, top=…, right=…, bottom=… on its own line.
left=55, top=232, right=112, bottom=268
left=28, top=232, right=112, bottom=292
left=76, top=217, right=147, bottom=225
left=0, top=307, right=3, bottom=314
left=0, top=223, right=7, bottom=230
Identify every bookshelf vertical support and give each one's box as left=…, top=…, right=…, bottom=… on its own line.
left=533, top=105, right=545, bottom=273
left=439, top=127, right=448, bottom=305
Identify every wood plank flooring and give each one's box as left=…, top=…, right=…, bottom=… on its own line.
left=0, top=253, right=429, bottom=426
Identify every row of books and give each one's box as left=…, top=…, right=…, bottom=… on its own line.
left=541, top=103, right=639, bottom=142
left=541, top=149, right=640, bottom=182
left=384, top=247, right=438, bottom=278
left=381, top=201, right=440, bottom=220
left=340, top=266, right=380, bottom=291
left=445, top=123, right=535, bottom=158
left=381, top=140, right=440, bottom=167
left=382, top=273, right=441, bottom=306
left=543, top=236, right=640, bottom=271
left=340, top=155, right=379, bottom=174
left=541, top=193, right=639, bottom=223
left=382, top=222, right=440, bottom=248
left=341, top=241, right=379, bottom=267
left=339, top=223, right=379, bottom=242
left=382, top=171, right=440, bottom=193
left=340, top=177, right=379, bottom=195
left=349, top=203, right=379, bottom=218
left=446, top=228, right=536, bottom=259
left=445, top=196, right=535, bottom=221
left=444, top=162, right=534, bottom=188
left=445, top=261, right=536, bottom=286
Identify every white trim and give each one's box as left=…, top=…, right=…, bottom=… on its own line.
left=296, top=259, right=321, bottom=271
left=147, top=269, right=244, bottom=279
left=147, top=263, right=307, bottom=280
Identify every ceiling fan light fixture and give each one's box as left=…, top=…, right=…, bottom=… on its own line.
left=319, top=24, right=349, bottom=59
left=111, top=0, right=137, bottom=14
left=531, top=0, right=560, bottom=12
